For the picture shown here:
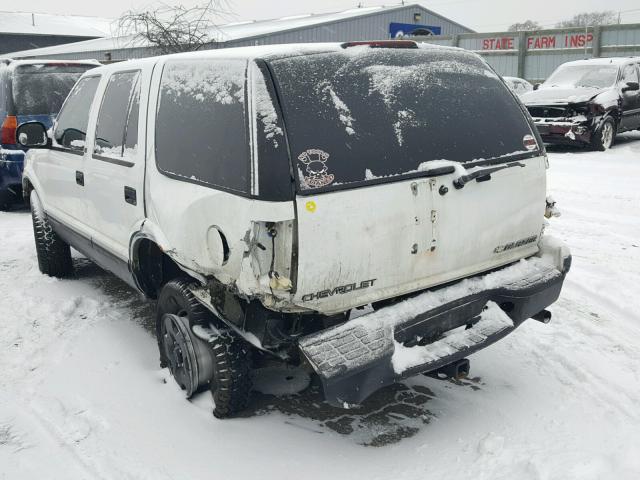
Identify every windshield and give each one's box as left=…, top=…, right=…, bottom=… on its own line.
left=542, top=64, right=618, bottom=89
left=269, top=48, right=536, bottom=193
left=13, top=64, right=96, bottom=115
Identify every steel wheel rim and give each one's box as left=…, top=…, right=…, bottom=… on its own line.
left=162, top=313, right=199, bottom=396
left=601, top=122, right=613, bottom=149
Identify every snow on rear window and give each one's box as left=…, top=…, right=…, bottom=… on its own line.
left=317, top=81, right=356, bottom=136
left=269, top=48, right=536, bottom=193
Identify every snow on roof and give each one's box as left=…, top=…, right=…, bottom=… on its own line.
left=6, top=3, right=465, bottom=59
left=0, top=11, right=115, bottom=37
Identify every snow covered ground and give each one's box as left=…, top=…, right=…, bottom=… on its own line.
left=1, top=134, right=639, bottom=480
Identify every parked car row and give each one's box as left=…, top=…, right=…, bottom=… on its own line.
left=16, top=41, right=571, bottom=417
left=0, top=59, right=100, bottom=209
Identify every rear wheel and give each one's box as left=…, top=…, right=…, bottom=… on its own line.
left=210, top=330, right=252, bottom=419
left=591, top=117, right=616, bottom=151
left=156, top=278, right=252, bottom=417
left=30, top=190, right=73, bottom=277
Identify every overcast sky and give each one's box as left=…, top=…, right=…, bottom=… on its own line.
left=10, top=0, right=640, bottom=32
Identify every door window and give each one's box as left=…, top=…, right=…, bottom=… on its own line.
left=94, top=71, right=141, bottom=159
left=53, top=76, right=101, bottom=151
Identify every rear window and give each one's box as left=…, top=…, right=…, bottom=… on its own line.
left=268, top=48, right=536, bottom=192
left=13, top=64, right=96, bottom=115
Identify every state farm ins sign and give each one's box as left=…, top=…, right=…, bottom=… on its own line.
left=482, top=32, right=594, bottom=51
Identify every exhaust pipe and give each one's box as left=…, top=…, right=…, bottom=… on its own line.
left=532, top=309, right=552, bottom=324
left=425, top=358, right=470, bottom=380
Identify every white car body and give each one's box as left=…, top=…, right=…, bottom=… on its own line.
left=24, top=49, right=545, bottom=315
left=22, top=42, right=570, bottom=407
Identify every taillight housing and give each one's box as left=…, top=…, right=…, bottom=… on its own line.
left=1, top=115, right=17, bottom=145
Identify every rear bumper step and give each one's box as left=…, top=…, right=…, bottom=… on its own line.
left=298, top=237, right=571, bottom=407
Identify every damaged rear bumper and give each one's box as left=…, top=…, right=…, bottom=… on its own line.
left=298, top=236, right=571, bottom=407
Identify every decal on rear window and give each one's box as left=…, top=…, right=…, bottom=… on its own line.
left=298, top=149, right=335, bottom=188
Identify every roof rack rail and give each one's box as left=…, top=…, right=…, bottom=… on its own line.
left=341, top=40, right=418, bottom=49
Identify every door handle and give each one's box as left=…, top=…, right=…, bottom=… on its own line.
left=124, top=186, right=137, bottom=206
left=76, top=171, right=84, bottom=186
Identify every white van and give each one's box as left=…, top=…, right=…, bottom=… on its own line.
left=20, top=41, right=570, bottom=417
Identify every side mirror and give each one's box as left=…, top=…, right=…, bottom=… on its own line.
left=16, top=122, right=50, bottom=148
left=533, top=83, right=541, bottom=91
left=622, top=81, right=639, bottom=92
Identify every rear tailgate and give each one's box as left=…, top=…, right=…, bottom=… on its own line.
left=266, top=46, right=545, bottom=314
left=293, top=157, right=545, bottom=313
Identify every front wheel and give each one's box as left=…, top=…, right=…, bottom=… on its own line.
left=30, top=190, right=73, bottom=277
left=591, top=117, right=616, bottom=151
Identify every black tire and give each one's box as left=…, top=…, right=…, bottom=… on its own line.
left=210, top=330, right=252, bottom=419
left=156, top=278, right=212, bottom=368
left=30, top=191, right=73, bottom=277
left=156, top=278, right=252, bottom=418
left=591, top=117, right=616, bottom=151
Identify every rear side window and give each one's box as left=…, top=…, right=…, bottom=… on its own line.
left=54, top=76, right=101, bottom=151
left=155, top=59, right=249, bottom=194
left=94, top=71, right=141, bottom=159
left=13, top=64, right=96, bottom=115
left=269, top=48, right=538, bottom=193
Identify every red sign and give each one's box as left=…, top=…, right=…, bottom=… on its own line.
left=482, top=37, right=515, bottom=50
left=527, top=36, right=556, bottom=49
left=481, top=32, right=595, bottom=51
left=565, top=32, right=593, bottom=48
left=527, top=33, right=594, bottom=50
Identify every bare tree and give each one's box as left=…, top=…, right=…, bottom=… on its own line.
left=118, top=1, right=232, bottom=54
left=556, top=11, right=618, bottom=28
left=508, top=20, right=542, bottom=32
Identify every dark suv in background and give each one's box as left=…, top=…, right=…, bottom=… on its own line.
left=522, top=57, right=640, bottom=150
left=0, top=59, right=99, bottom=209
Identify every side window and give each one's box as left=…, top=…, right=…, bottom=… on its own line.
left=155, top=59, right=249, bottom=194
left=54, top=76, right=101, bottom=151
left=622, top=64, right=639, bottom=84
left=94, top=71, right=140, bottom=159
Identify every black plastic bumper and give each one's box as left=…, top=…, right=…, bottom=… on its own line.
left=299, top=251, right=571, bottom=407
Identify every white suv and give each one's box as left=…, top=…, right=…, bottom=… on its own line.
left=20, top=41, right=570, bottom=417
